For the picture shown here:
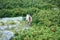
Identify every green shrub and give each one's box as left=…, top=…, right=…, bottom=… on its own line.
left=0, top=7, right=39, bottom=17
left=13, top=25, right=60, bottom=40
left=32, top=9, right=60, bottom=26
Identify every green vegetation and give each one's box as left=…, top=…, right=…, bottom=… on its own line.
left=6, top=20, right=16, bottom=25
left=0, top=0, right=60, bottom=40
left=0, top=22, right=4, bottom=26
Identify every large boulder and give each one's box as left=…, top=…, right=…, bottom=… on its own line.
left=2, top=30, right=14, bottom=40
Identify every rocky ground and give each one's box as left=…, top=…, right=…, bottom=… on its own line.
left=0, top=17, right=29, bottom=40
